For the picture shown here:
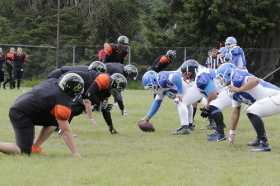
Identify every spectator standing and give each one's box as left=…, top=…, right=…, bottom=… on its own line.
left=13, top=47, right=27, bottom=89
left=0, top=48, right=5, bottom=87
left=3, top=47, right=16, bottom=89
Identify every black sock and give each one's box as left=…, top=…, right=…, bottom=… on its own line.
left=193, top=107, right=197, bottom=119
left=247, top=113, right=267, bottom=142
left=209, top=106, right=225, bottom=135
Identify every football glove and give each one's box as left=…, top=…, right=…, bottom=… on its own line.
left=200, top=107, right=210, bottom=118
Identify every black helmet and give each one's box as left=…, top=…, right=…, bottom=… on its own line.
left=111, top=73, right=127, bottom=91
left=88, top=61, right=107, bottom=73
left=124, top=64, right=138, bottom=80
left=117, top=35, right=129, bottom=45
left=166, top=50, right=176, bottom=60
left=180, top=59, right=199, bottom=80
left=58, top=73, right=84, bottom=97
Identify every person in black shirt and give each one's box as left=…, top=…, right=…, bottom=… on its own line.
left=105, top=62, right=138, bottom=116
left=0, top=73, right=84, bottom=156
left=13, top=47, right=27, bottom=89
left=149, top=50, right=176, bottom=72
left=3, top=47, right=16, bottom=89
left=47, top=64, right=127, bottom=134
left=103, top=35, right=129, bottom=64
left=0, top=48, right=5, bottom=87
left=31, top=71, right=127, bottom=154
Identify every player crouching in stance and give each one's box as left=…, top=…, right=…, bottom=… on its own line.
left=180, top=60, right=231, bottom=141
left=138, top=70, right=193, bottom=135
left=0, top=73, right=84, bottom=157
left=217, top=63, right=280, bottom=151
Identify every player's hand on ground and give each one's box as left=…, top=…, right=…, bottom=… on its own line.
left=72, top=152, right=82, bottom=158
left=228, top=130, right=236, bottom=144
left=121, top=109, right=128, bottom=117
left=109, top=127, right=118, bottom=134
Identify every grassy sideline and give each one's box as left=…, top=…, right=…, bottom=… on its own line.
left=1, top=89, right=280, bottom=186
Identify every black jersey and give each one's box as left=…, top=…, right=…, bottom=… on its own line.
left=11, top=78, right=73, bottom=126
left=106, top=63, right=125, bottom=75
left=85, top=73, right=111, bottom=105
left=103, top=43, right=128, bottom=64
left=150, top=55, right=172, bottom=72
left=48, top=65, right=88, bottom=79
left=48, top=66, right=98, bottom=92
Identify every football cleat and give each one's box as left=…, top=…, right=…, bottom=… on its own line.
left=32, top=145, right=47, bottom=155
left=173, top=125, right=191, bottom=135
left=207, top=132, right=226, bottom=142
left=250, top=140, right=271, bottom=152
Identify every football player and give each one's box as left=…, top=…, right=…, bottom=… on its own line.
left=0, top=73, right=84, bottom=156
left=140, top=70, right=194, bottom=135
left=47, top=64, right=126, bottom=134
left=103, top=35, right=129, bottom=64
left=149, top=50, right=176, bottom=72
left=106, top=62, right=138, bottom=116
left=217, top=63, right=280, bottom=151
left=179, top=60, right=233, bottom=141
left=224, top=36, right=247, bottom=69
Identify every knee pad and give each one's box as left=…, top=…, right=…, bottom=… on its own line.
left=208, top=105, right=221, bottom=116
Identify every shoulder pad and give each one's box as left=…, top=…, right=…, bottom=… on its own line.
left=158, top=71, right=169, bottom=88
left=196, top=72, right=210, bottom=90
left=232, top=70, right=250, bottom=88
left=231, top=46, right=243, bottom=55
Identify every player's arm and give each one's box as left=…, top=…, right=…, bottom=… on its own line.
left=228, top=101, right=241, bottom=144
left=229, top=77, right=259, bottom=93
left=83, top=99, right=96, bottom=127
left=197, top=75, right=217, bottom=107
left=111, top=89, right=126, bottom=115
left=144, top=95, right=163, bottom=121
left=53, top=105, right=80, bottom=157
left=104, top=43, right=113, bottom=55
left=101, top=104, right=117, bottom=134
left=58, top=119, right=80, bottom=157
left=169, top=73, right=184, bottom=102
left=149, top=56, right=161, bottom=71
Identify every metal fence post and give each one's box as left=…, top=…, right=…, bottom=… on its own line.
left=72, top=45, right=76, bottom=66
left=184, top=47, right=187, bottom=61
left=128, top=46, right=131, bottom=64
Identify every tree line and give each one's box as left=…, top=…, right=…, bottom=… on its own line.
left=0, top=0, right=280, bottom=81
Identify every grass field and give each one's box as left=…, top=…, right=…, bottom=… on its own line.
left=1, top=89, right=280, bottom=186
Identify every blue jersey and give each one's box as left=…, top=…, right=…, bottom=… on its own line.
left=228, top=46, right=247, bottom=69
left=195, top=68, right=217, bottom=97
left=157, top=71, right=183, bottom=98
left=146, top=71, right=184, bottom=119
left=231, top=69, right=280, bottom=106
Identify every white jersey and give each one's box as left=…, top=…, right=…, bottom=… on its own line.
left=230, top=70, right=280, bottom=107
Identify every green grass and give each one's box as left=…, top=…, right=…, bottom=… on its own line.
left=1, top=89, right=280, bottom=186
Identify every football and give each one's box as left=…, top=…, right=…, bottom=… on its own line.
left=137, top=120, right=155, bottom=132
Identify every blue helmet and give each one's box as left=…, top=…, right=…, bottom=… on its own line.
left=142, top=71, right=159, bottom=92
left=216, top=63, right=236, bottom=85
left=225, top=36, right=237, bottom=48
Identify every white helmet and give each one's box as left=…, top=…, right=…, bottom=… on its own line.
left=117, top=35, right=129, bottom=45
left=225, top=36, right=237, bottom=48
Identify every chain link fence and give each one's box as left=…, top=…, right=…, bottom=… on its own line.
left=1, top=44, right=280, bottom=85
